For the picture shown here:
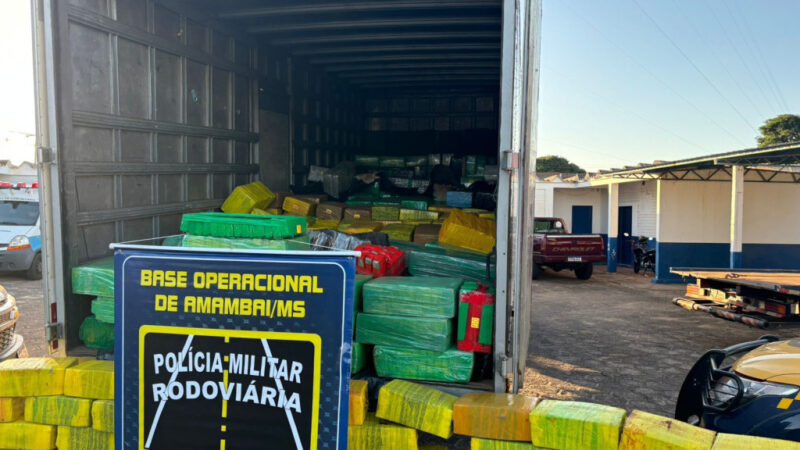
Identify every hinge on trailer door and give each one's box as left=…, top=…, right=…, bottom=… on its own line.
left=44, top=323, right=63, bottom=341
left=37, top=146, right=53, bottom=164
left=502, top=150, right=519, bottom=171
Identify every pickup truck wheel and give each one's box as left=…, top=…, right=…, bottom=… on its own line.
left=532, top=263, right=542, bottom=280
left=575, top=263, right=593, bottom=280
left=27, top=252, right=42, bottom=280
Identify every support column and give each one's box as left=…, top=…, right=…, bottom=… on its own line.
left=607, top=183, right=619, bottom=273
left=730, top=165, right=744, bottom=268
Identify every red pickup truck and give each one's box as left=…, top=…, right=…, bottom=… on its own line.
left=532, top=217, right=606, bottom=280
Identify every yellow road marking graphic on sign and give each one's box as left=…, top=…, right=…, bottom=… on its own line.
left=138, top=326, right=322, bottom=450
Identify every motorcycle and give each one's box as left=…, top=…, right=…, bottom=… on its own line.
left=631, top=234, right=656, bottom=274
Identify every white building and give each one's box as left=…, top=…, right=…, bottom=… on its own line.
left=535, top=144, right=800, bottom=282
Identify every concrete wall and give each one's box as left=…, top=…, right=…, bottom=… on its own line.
left=655, top=180, right=800, bottom=281
left=553, top=187, right=607, bottom=234
left=619, top=181, right=657, bottom=238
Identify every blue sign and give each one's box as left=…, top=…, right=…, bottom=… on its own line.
left=113, top=247, right=356, bottom=450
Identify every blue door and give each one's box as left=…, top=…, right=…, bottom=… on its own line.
left=571, top=205, right=593, bottom=235
left=618, top=206, right=633, bottom=266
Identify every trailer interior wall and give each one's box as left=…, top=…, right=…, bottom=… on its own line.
left=36, top=0, right=539, bottom=392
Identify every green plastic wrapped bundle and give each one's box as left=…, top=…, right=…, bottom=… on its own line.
left=355, top=155, right=380, bottom=166
left=376, top=380, right=458, bottom=439
left=356, top=313, right=452, bottom=352
left=382, top=223, right=416, bottom=242
left=78, top=315, right=114, bottom=350
left=181, top=212, right=306, bottom=238
left=353, top=274, right=371, bottom=326
left=371, top=205, right=400, bottom=220
left=72, top=258, right=114, bottom=297
left=56, top=425, right=114, bottom=450
left=220, top=181, right=275, bottom=214
left=399, top=208, right=438, bottom=221
left=400, top=199, right=428, bottom=210
left=176, top=234, right=310, bottom=251
left=471, top=438, right=539, bottom=449
left=374, top=346, right=473, bottom=383
left=379, top=156, right=406, bottom=168
left=348, top=413, right=418, bottom=450
left=529, top=400, right=626, bottom=450
left=352, top=342, right=367, bottom=374
left=91, top=297, right=114, bottom=324
left=408, top=246, right=495, bottom=284
left=25, top=396, right=92, bottom=427
left=363, top=276, right=462, bottom=318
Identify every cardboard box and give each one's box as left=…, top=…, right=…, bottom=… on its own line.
left=318, top=202, right=346, bottom=220
left=283, top=196, right=316, bottom=216
left=414, top=224, right=442, bottom=245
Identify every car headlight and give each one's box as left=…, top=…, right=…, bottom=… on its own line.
left=709, top=375, right=799, bottom=407
left=7, top=235, right=30, bottom=251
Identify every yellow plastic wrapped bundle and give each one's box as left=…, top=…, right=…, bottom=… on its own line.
left=400, top=208, right=439, bottom=222
left=712, top=433, right=799, bottom=450
left=342, top=222, right=384, bottom=234
left=376, top=380, right=458, bottom=439
left=56, top=425, right=114, bottom=450
left=221, top=181, right=275, bottom=214
left=282, top=196, right=316, bottom=216
left=529, top=400, right=626, bottom=450
left=0, top=397, right=24, bottom=422
left=63, top=360, right=114, bottom=400
left=0, top=422, right=57, bottom=450
left=428, top=205, right=457, bottom=213
left=479, top=212, right=496, bottom=220
left=471, top=438, right=539, bottom=449
left=439, top=210, right=496, bottom=254
left=24, top=396, right=91, bottom=427
left=619, top=410, right=715, bottom=450
left=382, top=223, right=416, bottom=241
left=0, top=357, right=78, bottom=397
left=350, top=379, right=368, bottom=425
left=251, top=207, right=282, bottom=215
left=348, top=413, right=418, bottom=450
left=454, top=394, right=538, bottom=441
left=91, top=400, right=114, bottom=432
left=308, top=219, right=340, bottom=231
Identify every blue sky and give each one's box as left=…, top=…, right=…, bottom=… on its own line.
left=539, top=0, right=800, bottom=170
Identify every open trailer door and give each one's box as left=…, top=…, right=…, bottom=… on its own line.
left=495, top=0, right=541, bottom=393
left=31, top=0, right=260, bottom=355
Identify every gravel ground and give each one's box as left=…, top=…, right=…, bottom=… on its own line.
left=0, top=273, right=46, bottom=357
left=521, top=265, right=799, bottom=416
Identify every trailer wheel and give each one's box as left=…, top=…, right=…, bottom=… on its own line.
left=532, top=263, right=542, bottom=280
left=575, top=263, right=593, bottom=280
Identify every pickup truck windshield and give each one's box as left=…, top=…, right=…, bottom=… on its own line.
left=534, top=219, right=566, bottom=234
left=0, top=201, right=39, bottom=226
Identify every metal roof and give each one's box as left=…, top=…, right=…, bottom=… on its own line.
left=597, top=142, right=800, bottom=178
left=197, top=0, right=502, bottom=92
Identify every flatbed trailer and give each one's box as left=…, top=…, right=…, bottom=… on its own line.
left=671, top=268, right=800, bottom=329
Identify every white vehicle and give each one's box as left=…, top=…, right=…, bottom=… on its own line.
left=0, top=183, right=41, bottom=279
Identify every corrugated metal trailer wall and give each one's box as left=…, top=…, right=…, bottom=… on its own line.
left=39, top=0, right=263, bottom=350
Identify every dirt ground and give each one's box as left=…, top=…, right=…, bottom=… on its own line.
left=521, top=265, right=800, bottom=417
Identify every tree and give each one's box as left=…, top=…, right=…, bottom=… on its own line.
left=536, top=155, right=585, bottom=174
left=757, top=114, right=800, bottom=147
